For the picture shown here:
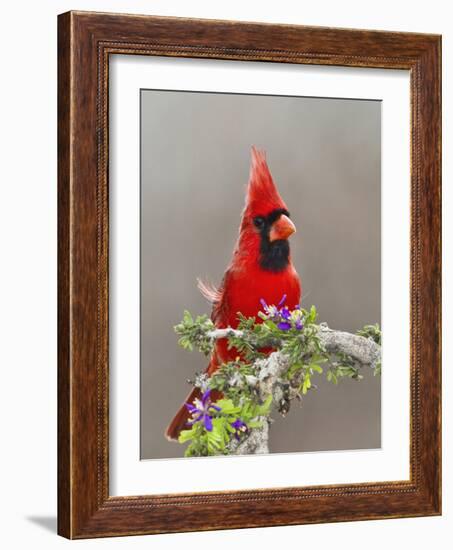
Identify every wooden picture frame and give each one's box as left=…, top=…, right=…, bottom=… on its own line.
left=58, top=10, right=441, bottom=539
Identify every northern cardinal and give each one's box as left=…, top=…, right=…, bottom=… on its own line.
left=165, top=147, right=301, bottom=441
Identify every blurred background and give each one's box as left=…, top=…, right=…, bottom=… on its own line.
left=140, top=90, right=381, bottom=459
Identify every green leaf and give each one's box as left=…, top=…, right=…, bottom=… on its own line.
left=301, top=375, right=311, bottom=394
left=255, top=394, right=273, bottom=416
left=310, top=363, right=323, bottom=374
left=311, top=354, right=328, bottom=364
left=178, top=428, right=195, bottom=444
left=307, top=305, right=317, bottom=323
left=286, top=361, right=304, bottom=378
left=215, top=399, right=240, bottom=415
left=183, top=310, right=193, bottom=324
left=247, top=420, right=263, bottom=428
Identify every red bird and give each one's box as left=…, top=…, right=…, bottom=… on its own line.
left=165, top=147, right=301, bottom=441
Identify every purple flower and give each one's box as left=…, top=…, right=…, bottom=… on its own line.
left=290, top=308, right=304, bottom=331
left=260, top=295, right=304, bottom=332
left=185, top=389, right=221, bottom=432
left=280, top=306, right=291, bottom=320
left=260, top=294, right=288, bottom=322
left=231, top=419, right=248, bottom=440
left=259, top=299, right=279, bottom=321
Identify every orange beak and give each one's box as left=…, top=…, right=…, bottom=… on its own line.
left=269, top=214, right=296, bottom=242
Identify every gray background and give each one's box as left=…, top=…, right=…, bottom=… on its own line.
left=140, top=90, right=381, bottom=459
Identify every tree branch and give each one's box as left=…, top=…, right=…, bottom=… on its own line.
left=208, top=325, right=380, bottom=369
left=207, top=324, right=381, bottom=455
left=316, top=324, right=381, bottom=369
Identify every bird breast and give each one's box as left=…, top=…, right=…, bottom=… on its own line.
left=224, top=264, right=301, bottom=328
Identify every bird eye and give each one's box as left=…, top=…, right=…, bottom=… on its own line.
left=253, top=217, right=265, bottom=228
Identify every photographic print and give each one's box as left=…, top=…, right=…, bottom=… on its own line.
left=140, top=90, right=381, bottom=459
left=58, top=12, right=441, bottom=537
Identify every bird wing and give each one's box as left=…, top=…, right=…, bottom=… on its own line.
left=197, top=278, right=222, bottom=304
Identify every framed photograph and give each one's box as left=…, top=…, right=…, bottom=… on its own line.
left=58, top=11, right=441, bottom=538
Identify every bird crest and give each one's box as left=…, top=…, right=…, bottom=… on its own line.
left=245, top=146, right=288, bottom=216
